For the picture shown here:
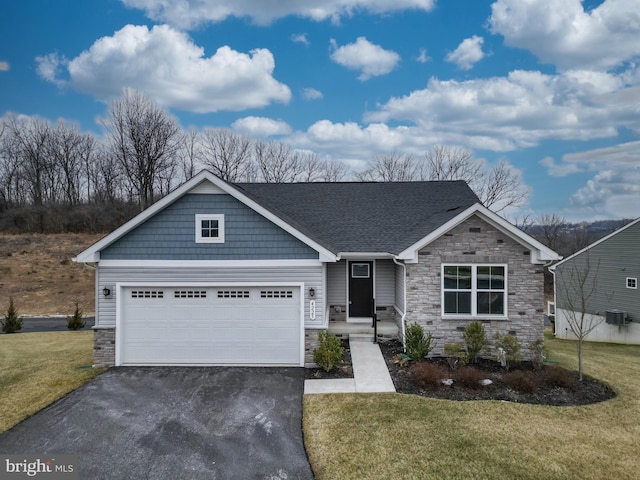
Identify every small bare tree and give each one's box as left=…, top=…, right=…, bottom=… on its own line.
left=555, top=254, right=605, bottom=380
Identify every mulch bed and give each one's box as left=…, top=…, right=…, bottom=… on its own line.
left=305, top=339, right=353, bottom=379
left=379, top=340, right=616, bottom=406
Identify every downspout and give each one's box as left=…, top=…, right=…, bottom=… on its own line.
left=392, top=257, right=407, bottom=350
left=82, top=262, right=98, bottom=327
left=548, top=261, right=557, bottom=336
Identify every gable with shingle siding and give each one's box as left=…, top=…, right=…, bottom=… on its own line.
left=101, top=193, right=319, bottom=260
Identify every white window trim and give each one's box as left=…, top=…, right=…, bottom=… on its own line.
left=627, top=277, right=638, bottom=289
left=441, top=264, right=508, bottom=319
left=195, top=214, right=224, bottom=244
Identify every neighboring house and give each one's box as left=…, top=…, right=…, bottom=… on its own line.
left=550, top=218, right=640, bottom=345
left=74, top=170, right=559, bottom=367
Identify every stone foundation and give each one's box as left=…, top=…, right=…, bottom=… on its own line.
left=304, top=328, right=321, bottom=367
left=93, top=328, right=116, bottom=367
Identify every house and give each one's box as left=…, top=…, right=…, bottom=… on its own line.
left=550, top=218, right=640, bottom=345
left=74, top=170, right=560, bottom=367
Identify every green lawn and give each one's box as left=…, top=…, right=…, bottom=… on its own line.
left=303, top=333, right=640, bottom=480
left=0, top=331, right=103, bottom=433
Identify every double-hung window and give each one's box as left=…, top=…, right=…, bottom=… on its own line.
left=443, top=265, right=506, bottom=317
left=195, top=214, right=225, bottom=243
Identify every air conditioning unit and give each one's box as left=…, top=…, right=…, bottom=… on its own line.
left=606, top=309, right=627, bottom=325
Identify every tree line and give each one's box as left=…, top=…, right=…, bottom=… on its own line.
left=0, top=87, right=543, bottom=234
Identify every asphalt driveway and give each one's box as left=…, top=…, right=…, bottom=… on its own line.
left=0, top=367, right=313, bottom=480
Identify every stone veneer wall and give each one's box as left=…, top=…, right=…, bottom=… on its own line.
left=405, top=215, right=545, bottom=360
left=93, top=328, right=116, bottom=367
left=304, top=328, right=321, bottom=367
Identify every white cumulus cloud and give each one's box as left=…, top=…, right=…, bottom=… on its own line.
left=537, top=141, right=640, bottom=220
left=416, top=48, right=430, bottom=63
left=122, top=0, right=436, bottom=28
left=445, top=35, right=485, bottom=70
left=0, top=61, right=9, bottom=71
left=330, top=37, right=400, bottom=81
left=291, top=33, right=310, bottom=46
left=364, top=68, right=636, bottom=151
left=538, top=156, right=583, bottom=177
left=489, top=0, right=640, bottom=71
left=36, top=24, right=291, bottom=113
left=231, top=116, right=292, bottom=137
left=302, top=88, right=323, bottom=100
left=35, top=52, right=67, bottom=86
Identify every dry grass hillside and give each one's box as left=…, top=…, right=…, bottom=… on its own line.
left=0, top=233, right=103, bottom=316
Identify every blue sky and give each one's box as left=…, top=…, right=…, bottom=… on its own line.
left=1, top=0, right=639, bottom=221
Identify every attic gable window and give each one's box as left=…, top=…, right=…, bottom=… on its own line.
left=627, top=277, right=637, bottom=289
left=195, top=214, right=225, bottom=243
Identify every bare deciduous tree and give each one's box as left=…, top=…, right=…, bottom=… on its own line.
left=4, top=115, right=53, bottom=207
left=103, top=88, right=182, bottom=210
left=48, top=120, right=95, bottom=206
left=555, top=254, right=606, bottom=380
left=536, top=213, right=566, bottom=252
left=355, top=151, right=416, bottom=181
left=177, top=127, right=202, bottom=182
left=200, top=128, right=252, bottom=182
left=255, top=140, right=303, bottom=183
left=424, top=145, right=479, bottom=182
left=425, top=146, right=528, bottom=212
left=321, top=158, right=348, bottom=182
left=298, top=152, right=324, bottom=182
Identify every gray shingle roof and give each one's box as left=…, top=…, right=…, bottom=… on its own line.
left=233, top=181, right=479, bottom=254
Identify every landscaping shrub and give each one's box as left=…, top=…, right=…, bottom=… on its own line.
left=493, top=333, right=521, bottom=371
left=411, top=362, right=449, bottom=387
left=313, top=331, right=344, bottom=372
left=503, top=371, right=539, bottom=393
left=1, top=297, right=23, bottom=334
left=443, top=342, right=467, bottom=369
left=530, top=338, right=546, bottom=370
left=66, top=303, right=86, bottom=331
left=462, top=321, right=488, bottom=363
left=543, top=366, right=576, bottom=388
left=404, top=322, right=434, bottom=361
left=453, top=366, right=485, bottom=389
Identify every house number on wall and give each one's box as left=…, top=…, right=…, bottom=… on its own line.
left=309, top=300, right=316, bottom=320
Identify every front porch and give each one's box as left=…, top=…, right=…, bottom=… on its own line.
left=328, top=319, right=399, bottom=341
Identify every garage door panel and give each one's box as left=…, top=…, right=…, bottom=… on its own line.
left=120, top=286, right=301, bottom=365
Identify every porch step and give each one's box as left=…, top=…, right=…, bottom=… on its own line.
left=349, top=333, right=374, bottom=342
left=328, top=320, right=398, bottom=337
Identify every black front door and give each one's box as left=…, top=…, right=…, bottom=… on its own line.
left=349, top=261, right=373, bottom=318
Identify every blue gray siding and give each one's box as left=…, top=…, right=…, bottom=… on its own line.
left=101, top=194, right=319, bottom=260
left=96, top=264, right=324, bottom=328
left=555, top=220, right=640, bottom=323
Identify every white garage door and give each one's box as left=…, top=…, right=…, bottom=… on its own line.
left=119, top=286, right=302, bottom=365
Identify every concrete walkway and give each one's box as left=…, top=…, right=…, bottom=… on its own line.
left=304, top=335, right=396, bottom=394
